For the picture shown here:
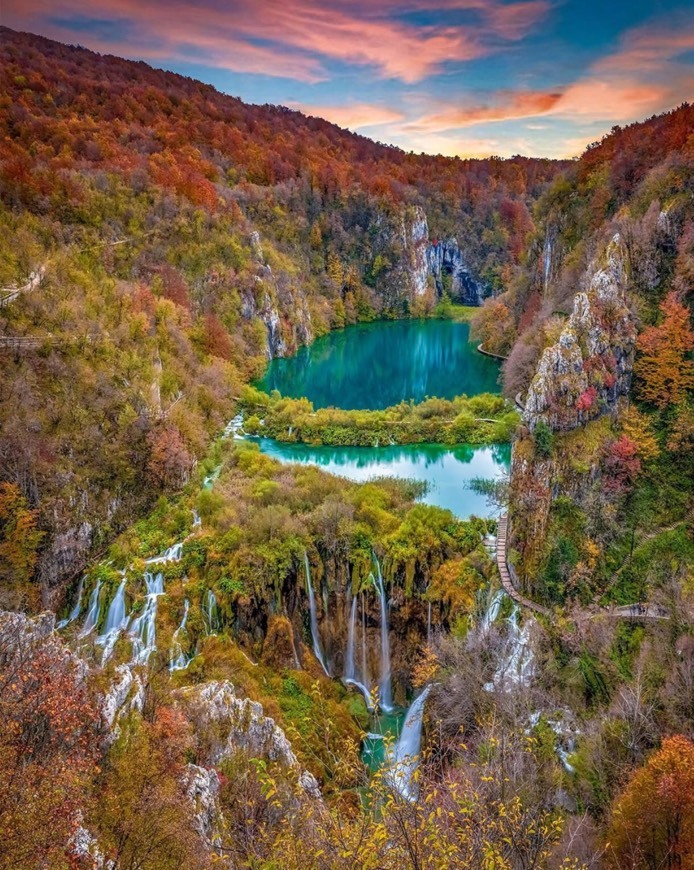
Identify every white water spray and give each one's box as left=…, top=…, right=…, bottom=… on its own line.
left=57, top=576, right=84, bottom=629
left=97, top=577, right=129, bottom=663
left=344, top=595, right=372, bottom=708
left=386, top=685, right=432, bottom=801
left=79, top=578, right=102, bottom=637
left=169, top=599, right=191, bottom=672
left=130, top=571, right=164, bottom=665
left=303, top=554, right=329, bottom=676
left=204, top=589, right=220, bottom=634
left=372, top=555, right=393, bottom=712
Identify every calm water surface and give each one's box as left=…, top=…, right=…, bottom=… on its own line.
left=258, top=319, right=500, bottom=410
left=255, top=319, right=508, bottom=519
left=256, top=439, right=510, bottom=518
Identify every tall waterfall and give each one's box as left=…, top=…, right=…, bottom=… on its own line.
left=130, top=571, right=164, bottom=665
left=386, top=685, right=432, bottom=801
left=204, top=589, right=220, bottom=634
left=169, top=599, right=190, bottom=672
left=343, top=595, right=372, bottom=708
left=480, top=589, right=504, bottom=634
left=372, top=555, right=393, bottom=712
left=97, top=577, right=129, bottom=663
left=488, top=603, right=534, bottom=689
left=303, top=554, right=329, bottom=676
left=79, top=578, right=102, bottom=637
left=58, top=576, right=84, bottom=629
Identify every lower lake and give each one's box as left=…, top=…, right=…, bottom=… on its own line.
left=254, top=319, right=509, bottom=519
left=255, top=439, right=510, bottom=518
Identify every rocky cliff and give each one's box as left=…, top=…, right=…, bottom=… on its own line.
left=509, top=235, right=637, bottom=589
left=427, top=238, right=489, bottom=305
left=523, top=234, right=636, bottom=432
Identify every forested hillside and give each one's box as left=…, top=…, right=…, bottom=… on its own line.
left=1, top=26, right=694, bottom=870
left=471, top=102, right=694, bottom=611
left=0, top=27, right=559, bottom=603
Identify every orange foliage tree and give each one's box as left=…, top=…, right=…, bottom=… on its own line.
left=607, top=734, right=694, bottom=868
left=0, top=482, right=44, bottom=598
left=636, top=292, right=694, bottom=409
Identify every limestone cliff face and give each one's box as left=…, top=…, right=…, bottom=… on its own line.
left=509, top=235, right=637, bottom=589
left=427, top=238, right=488, bottom=305
left=177, top=680, right=321, bottom=797
left=241, top=230, right=313, bottom=359
left=523, top=235, right=636, bottom=432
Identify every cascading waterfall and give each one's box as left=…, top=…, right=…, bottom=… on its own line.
left=146, top=542, right=183, bottom=565
left=169, top=599, right=191, bottom=671
left=79, top=578, right=102, bottom=637
left=386, top=685, right=432, bottom=801
left=492, top=604, right=534, bottom=688
left=130, top=571, right=164, bottom=665
left=204, top=589, right=220, bottom=634
left=343, top=595, right=372, bottom=708
left=192, top=509, right=201, bottom=529
left=303, top=554, right=329, bottom=676
left=57, top=576, right=84, bottom=629
left=371, top=554, right=393, bottom=712
left=97, top=577, right=129, bottom=663
left=480, top=589, right=504, bottom=634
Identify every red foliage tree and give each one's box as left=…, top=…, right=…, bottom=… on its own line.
left=603, top=435, right=641, bottom=493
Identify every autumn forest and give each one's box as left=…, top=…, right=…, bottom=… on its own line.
left=0, top=22, right=693, bottom=870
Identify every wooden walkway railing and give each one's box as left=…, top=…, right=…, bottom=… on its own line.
left=496, top=514, right=668, bottom=621
left=496, top=516, right=550, bottom=615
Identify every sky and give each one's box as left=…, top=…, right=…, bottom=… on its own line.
left=3, top=0, right=694, bottom=158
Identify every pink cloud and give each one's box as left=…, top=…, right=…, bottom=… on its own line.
left=405, top=90, right=563, bottom=132
left=5, top=0, right=550, bottom=83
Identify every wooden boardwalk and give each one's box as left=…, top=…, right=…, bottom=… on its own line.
left=496, top=516, right=550, bottom=615
left=496, top=515, right=668, bottom=621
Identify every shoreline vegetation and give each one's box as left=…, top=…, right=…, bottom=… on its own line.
left=239, top=386, right=519, bottom=447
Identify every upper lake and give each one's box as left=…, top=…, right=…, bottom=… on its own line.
left=257, top=319, right=501, bottom=410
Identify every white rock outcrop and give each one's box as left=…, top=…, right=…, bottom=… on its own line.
left=177, top=680, right=321, bottom=797
left=523, top=234, right=636, bottom=432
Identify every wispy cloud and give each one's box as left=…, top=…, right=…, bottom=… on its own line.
left=405, top=90, right=563, bottom=132
left=7, top=0, right=550, bottom=83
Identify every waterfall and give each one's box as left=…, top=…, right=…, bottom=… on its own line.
left=386, top=685, right=432, bottom=801
left=372, top=555, right=393, bottom=712
left=361, top=592, right=368, bottom=687
left=146, top=542, right=183, bottom=565
left=343, top=595, right=372, bottom=708
left=169, top=599, right=190, bottom=672
left=480, top=589, right=504, bottom=634
left=303, top=554, right=329, bottom=676
left=57, top=576, right=84, bottom=629
left=79, top=578, right=102, bottom=637
left=492, top=605, right=534, bottom=687
left=204, top=589, right=220, bottom=634
left=97, top=578, right=130, bottom=663
left=192, top=509, right=201, bottom=529
left=130, top=571, right=164, bottom=665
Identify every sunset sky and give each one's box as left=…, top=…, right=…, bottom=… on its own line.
left=3, top=0, right=694, bottom=158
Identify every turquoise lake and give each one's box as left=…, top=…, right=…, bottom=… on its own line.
left=258, top=319, right=501, bottom=410
left=254, top=319, right=509, bottom=519
left=256, top=439, right=510, bottom=518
